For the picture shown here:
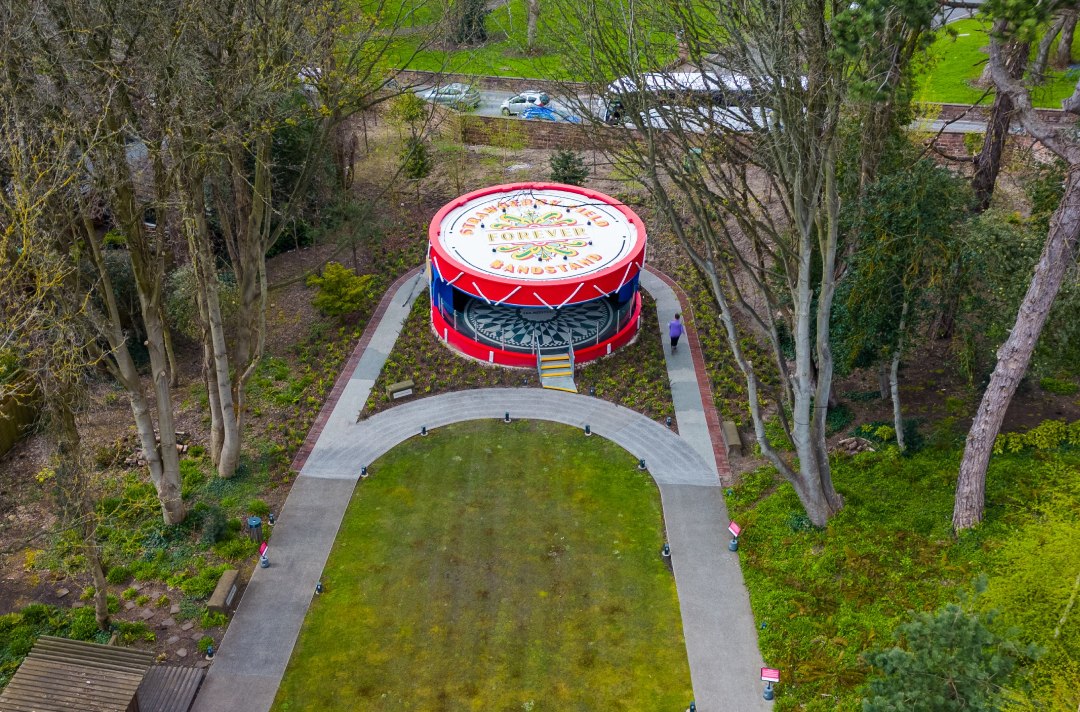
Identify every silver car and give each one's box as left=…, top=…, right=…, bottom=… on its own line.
left=500, top=90, right=550, bottom=116
left=418, top=83, right=481, bottom=110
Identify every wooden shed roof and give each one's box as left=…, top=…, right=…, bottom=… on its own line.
left=0, top=636, right=154, bottom=712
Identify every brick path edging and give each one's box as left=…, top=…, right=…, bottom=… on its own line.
left=646, top=267, right=733, bottom=482
left=290, top=266, right=423, bottom=472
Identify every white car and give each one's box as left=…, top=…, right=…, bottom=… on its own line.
left=418, top=83, right=481, bottom=110
left=500, top=90, right=551, bottom=116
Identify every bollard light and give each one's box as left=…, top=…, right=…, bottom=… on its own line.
left=638, top=458, right=647, bottom=471
left=268, top=513, right=275, bottom=525
left=504, top=411, right=511, bottom=423
left=666, top=416, right=673, bottom=428
left=589, top=386, right=596, bottom=396
left=315, top=581, right=323, bottom=595
left=584, top=424, right=592, bottom=437
left=661, top=543, right=671, bottom=559
left=688, top=702, right=696, bottom=712
left=206, top=644, right=214, bottom=660
left=360, top=465, right=368, bottom=479
left=421, top=425, right=428, bottom=437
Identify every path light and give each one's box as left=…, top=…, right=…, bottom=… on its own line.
left=589, top=386, right=596, bottom=396
left=360, top=466, right=368, bottom=479
left=268, top=513, right=275, bottom=525
left=584, top=424, right=591, bottom=437
left=315, top=581, right=323, bottom=595
left=728, top=521, right=742, bottom=552
left=206, top=644, right=214, bottom=660
left=504, top=411, right=511, bottom=423
left=638, top=458, right=647, bottom=471
left=661, top=543, right=671, bottom=559
left=761, top=667, right=780, bottom=701
left=421, top=425, right=428, bottom=437
left=666, top=416, right=673, bottom=428
left=687, top=702, right=696, bottom=712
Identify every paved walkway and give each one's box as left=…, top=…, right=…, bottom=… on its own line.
left=193, top=269, right=768, bottom=712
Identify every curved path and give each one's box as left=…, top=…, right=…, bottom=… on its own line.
left=193, top=268, right=768, bottom=712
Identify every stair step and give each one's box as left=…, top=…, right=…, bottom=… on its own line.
left=539, top=354, right=567, bottom=362
left=541, top=362, right=570, bottom=370
left=541, top=375, right=578, bottom=392
left=542, top=369, right=574, bottom=378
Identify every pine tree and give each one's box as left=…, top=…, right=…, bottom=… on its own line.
left=549, top=150, right=588, bottom=186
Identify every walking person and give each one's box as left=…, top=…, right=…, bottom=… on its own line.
left=668, top=313, right=684, bottom=353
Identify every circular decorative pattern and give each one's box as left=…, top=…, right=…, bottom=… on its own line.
left=463, top=299, right=615, bottom=350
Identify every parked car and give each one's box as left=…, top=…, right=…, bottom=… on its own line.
left=418, top=83, right=481, bottom=110
left=500, top=90, right=550, bottom=116
left=626, top=105, right=769, bottom=134
left=521, top=105, right=582, bottom=124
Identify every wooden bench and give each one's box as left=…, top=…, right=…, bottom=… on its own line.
left=722, top=420, right=743, bottom=457
left=386, top=379, right=415, bottom=400
left=207, top=569, right=239, bottom=615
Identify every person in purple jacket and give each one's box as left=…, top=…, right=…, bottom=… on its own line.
left=668, top=313, right=684, bottom=353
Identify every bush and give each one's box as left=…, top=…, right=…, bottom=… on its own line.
left=106, top=566, right=132, bottom=585
left=825, top=402, right=854, bottom=435
left=400, top=137, right=432, bottom=182
left=102, top=229, right=127, bottom=249
left=247, top=498, right=271, bottom=518
left=306, top=262, right=378, bottom=318
left=155, top=594, right=170, bottom=608
left=115, top=621, right=155, bottom=644
left=180, top=564, right=229, bottom=600
left=549, top=150, right=589, bottom=186
left=121, top=587, right=138, bottom=601
left=1040, top=376, right=1079, bottom=395
left=135, top=594, right=150, bottom=606
left=863, top=592, right=1038, bottom=711
left=197, top=505, right=227, bottom=545
left=197, top=635, right=215, bottom=654
left=165, top=265, right=239, bottom=340
left=993, top=419, right=1080, bottom=454
left=213, top=536, right=257, bottom=562
left=201, top=609, right=229, bottom=628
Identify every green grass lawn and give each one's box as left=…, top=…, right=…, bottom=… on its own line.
left=916, top=18, right=1080, bottom=107
left=272, top=420, right=693, bottom=711
left=726, top=423, right=1080, bottom=711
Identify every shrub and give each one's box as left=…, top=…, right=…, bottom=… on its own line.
left=102, top=229, right=127, bottom=249
left=115, top=621, right=155, bottom=644
left=197, top=635, right=215, bottom=654
left=400, top=137, right=432, bottom=182
left=213, top=537, right=257, bottom=562
left=549, top=150, right=589, bottom=186
left=1039, top=376, right=1078, bottom=395
left=197, top=505, right=227, bottom=545
left=121, top=587, right=138, bottom=601
left=180, top=564, right=229, bottom=600
left=200, top=609, right=228, bottom=628
left=825, top=402, right=854, bottom=435
left=306, top=262, right=378, bottom=318
left=247, top=498, right=270, bottom=517
left=993, top=419, right=1080, bottom=454
left=863, top=592, right=1039, bottom=711
left=106, top=566, right=132, bottom=585
left=155, top=594, right=170, bottom=608
left=135, top=594, right=150, bottom=606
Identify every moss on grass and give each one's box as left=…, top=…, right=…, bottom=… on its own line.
left=273, top=420, right=692, bottom=710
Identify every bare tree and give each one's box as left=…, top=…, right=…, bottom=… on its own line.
left=953, top=18, right=1080, bottom=531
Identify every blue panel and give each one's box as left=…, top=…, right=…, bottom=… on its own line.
left=616, top=274, right=639, bottom=305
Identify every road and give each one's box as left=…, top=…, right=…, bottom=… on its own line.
left=420, top=85, right=991, bottom=135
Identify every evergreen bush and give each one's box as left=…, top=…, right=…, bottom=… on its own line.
left=549, top=150, right=589, bottom=186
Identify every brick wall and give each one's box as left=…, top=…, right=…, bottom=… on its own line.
left=396, top=69, right=591, bottom=95
left=459, top=114, right=638, bottom=150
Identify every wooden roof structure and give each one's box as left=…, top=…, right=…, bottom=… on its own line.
left=0, top=636, right=153, bottom=712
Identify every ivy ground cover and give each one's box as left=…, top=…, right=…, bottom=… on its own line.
left=272, top=420, right=692, bottom=710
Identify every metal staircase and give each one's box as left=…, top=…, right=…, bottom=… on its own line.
left=534, top=333, right=577, bottom=392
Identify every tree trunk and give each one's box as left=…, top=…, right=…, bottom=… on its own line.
left=180, top=171, right=241, bottom=478
left=953, top=168, right=1080, bottom=531
left=526, top=0, right=540, bottom=51
left=1032, top=15, right=1065, bottom=81
left=1055, top=11, right=1077, bottom=69
left=972, top=27, right=1028, bottom=213
left=85, top=522, right=111, bottom=630
left=891, top=300, right=909, bottom=452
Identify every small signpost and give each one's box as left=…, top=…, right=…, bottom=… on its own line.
left=761, top=667, right=780, bottom=700
left=259, top=541, right=269, bottom=568
left=728, top=521, right=741, bottom=552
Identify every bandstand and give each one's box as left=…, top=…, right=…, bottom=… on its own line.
left=427, top=183, right=647, bottom=391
